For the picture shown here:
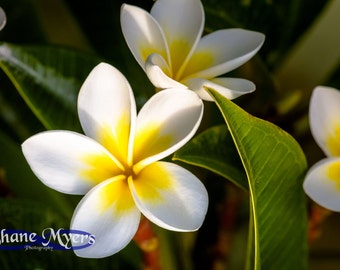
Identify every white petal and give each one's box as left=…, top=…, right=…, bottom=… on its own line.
left=0, top=7, right=6, bottom=31
left=185, top=77, right=255, bottom=101
left=120, top=4, right=169, bottom=70
left=182, top=29, right=265, bottom=80
left=145, top=53, right=187, bottom=89
left=133, top=89, right=203, bottom=171
left=21, top=131, right=123, bottom=195
left=303, top=157, right=340, bottom=212
left=309, top=86, right=340, bottom=157
left=71, top=177, right=141, bottom=258
left=151, top=0, right=204, bottom=76
left=78, top=63, right=136, bottom=164
left=129, top=161, right=208, bottom=231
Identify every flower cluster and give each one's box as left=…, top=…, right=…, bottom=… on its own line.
left=304, top=86, right=340, bottom=211
left=22, top=0, right=264, bottom=258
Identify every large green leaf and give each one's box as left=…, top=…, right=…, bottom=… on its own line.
left=174, top=125, right=248, bottom=190
left=0, top=42, right=101, bottom=132
left=207, top=89, right=308, bottom=269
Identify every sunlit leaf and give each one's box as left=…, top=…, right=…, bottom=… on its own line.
left=207, top=89, right=308, bottom=269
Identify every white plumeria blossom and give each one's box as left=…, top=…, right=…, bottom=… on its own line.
left=120, top=0, right=265, bottom=101
left=22, top=63, right=208, bottom=258
left=303, top=86, right=340, bottom=211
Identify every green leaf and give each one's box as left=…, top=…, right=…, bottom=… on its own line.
left=208, top=89, right=308, bottom=270
left=174, top=125, right=248, bottom=190
left=0, top=197, right=66, bottom=230
left=0, top=42, right=101, bottom=131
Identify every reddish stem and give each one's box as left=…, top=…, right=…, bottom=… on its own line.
left=308, top=203, right=331, bottom=244
left=133, top=217, right=162, bottom=270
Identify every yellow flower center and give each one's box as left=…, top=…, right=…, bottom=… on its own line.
left=98, top=175, right=135, bottom=214
left=327, top=161, right=340, bottom=190
left=179, top=50, right=215, bottom=80
left=79, top=116, right=176, bottom=215
left=133, top=122, right=174, bottom=167
left=168, top=39, right=214, bottom=82
left=168, top=39, right=191, bottom=80
left=131, top=162, right=173, bottom=203
left=326, top=124, right=340, bottom=156
left=98, top=115, right=131, bottom=167
left=80, top=153, right=123, bottom=186
left=140, top=45, right=167, bottom=65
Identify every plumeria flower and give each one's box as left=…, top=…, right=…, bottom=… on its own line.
left=303, top=86, right=340, bottom=211
left=22, top=63, right=208, bottom=258
left=120, top=0, right=265, bottom=101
